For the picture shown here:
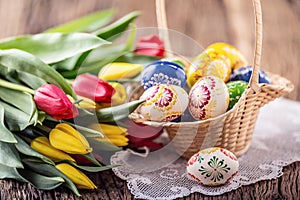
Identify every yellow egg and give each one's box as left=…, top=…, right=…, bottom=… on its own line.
left=206, top=42, right=248, bottom=70
left=186, top=50, right=231, bottom=88
left=98, top=62, right=143, bottom=81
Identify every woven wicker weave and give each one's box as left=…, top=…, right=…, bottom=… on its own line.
left=130, top=0, right=294, bottom=159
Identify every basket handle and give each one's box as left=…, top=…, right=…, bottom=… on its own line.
left=155, top=0, right=263, bottom=93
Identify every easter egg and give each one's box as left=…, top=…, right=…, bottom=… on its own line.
left=187, top=50, right=231, bottom=87
left=206, top=42, right=248, bottom=70
left=229, top=66, right=271, bottom=84
left=99, top=62, right=143, bottom=81
left=141, top=61, right=186, bottom=90
left=226, top=81, right=248, bottom=110
left=139, top=84, right=188, bottom=121
left=186, top=147, right=239, bottom=186
left=188, top=76, right=229, bottom=120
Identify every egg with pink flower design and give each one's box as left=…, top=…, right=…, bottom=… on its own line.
left=188, top=76, right=229, bottom=120
left=139, top=84, right=188, bottom=121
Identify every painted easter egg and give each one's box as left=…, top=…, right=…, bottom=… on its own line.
left=229, top=66, right=271, bottom=84
left=226, top=81, right=248, bottom=110
left=206, top=42, right=248, bottom=70
left=186, top=147, right=239, bottom=186
left=188, top=76, right=229, bottom=120
left=187, top=50, right=231, bottom=87
left=141, top=61, right=186, bottom=90
left=139, top=84, right=188, bottom=121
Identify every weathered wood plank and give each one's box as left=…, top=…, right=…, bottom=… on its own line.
left=0, top=162, right=299, bottom=199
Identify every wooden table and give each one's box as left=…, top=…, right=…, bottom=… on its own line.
left=0, top=162, right=299, bottom=199
left=0, top=0, right=299, bottom=199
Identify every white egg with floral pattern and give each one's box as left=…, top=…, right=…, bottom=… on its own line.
left=188, top=76, right=229, bottom=120
left=186, top=147, right=239, bottom=186
left=139, top=84, right=188, bottom=121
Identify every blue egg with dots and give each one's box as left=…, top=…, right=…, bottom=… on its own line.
left=141, top=61, right=187, bottom=90
left=229, top=66, right=271, bottom=84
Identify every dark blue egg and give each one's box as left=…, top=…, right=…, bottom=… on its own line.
left=229, top=66, right=271, bottom=84
left=141, top=61, right=186, bottom=90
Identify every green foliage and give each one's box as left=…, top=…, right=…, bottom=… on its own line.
left=0, top=49, right=75, bottom=97
left=96, top=99, right=145, bottom=122
left=0, top=33, right=109, bottom=64
left=45, top=9, right=115, bottom=33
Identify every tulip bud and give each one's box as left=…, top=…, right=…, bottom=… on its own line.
left=98, top=62, right=143, bottom=81
left=110, top=82, right=127, bottom=106
left=31, top=136, right=75, bottom=162
left=72, top=74, right=115, bottom=103
left=49, top=123, right=92, bottom=154
left=134, top=35, right=165, bottom=57
left=55, top=163, right=97, bottom=189
left=34, top=84, right=78, bottom=120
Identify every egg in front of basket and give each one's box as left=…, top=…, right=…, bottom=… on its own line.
left=186, top=147, right=239, bottom=186
left=188, top=76, right=229, bottom=120
left=138, top=84, right=188, bottom=121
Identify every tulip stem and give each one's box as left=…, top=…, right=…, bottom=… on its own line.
left=0, top=78, right=35, bottom=94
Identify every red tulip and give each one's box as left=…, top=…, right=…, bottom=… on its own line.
left=34, top=84, right=78, bottom=120
left=72, top=74, right=115, bottom=103
left=134, top=35, right=165, bottom=57
left=124, top=120, right=164, bottom=150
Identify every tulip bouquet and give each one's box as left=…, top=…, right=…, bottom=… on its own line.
left=0, top=9, right=165, bottom=196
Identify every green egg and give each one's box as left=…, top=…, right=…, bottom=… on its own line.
left=226, top=81, right=248, bottom=110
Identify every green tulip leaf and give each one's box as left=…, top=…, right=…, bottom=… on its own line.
left=0, top=101, right=34, bottom=131
left=45, top=9, right=115, bottom=33
left=23, top=158, right=80, bottom=196
left=0, top=67, right=47, bottom=90
left=0, top=164, right=27, bottom=182
left=0, top=141, right=23, bottom=168
left=0, top=33, right=109, bottom=64
left=14, top=135, right=54, bottom=165
left=87, top=137, right=121, bottom=152
left=17, top=71, right=47, bottom=90
left=69, top=123, right=104, bottom=138
left=0, top=87, right=36, bottom=120
left=96, top=99, right=144, bottom=122
left=93, top=11, right=140, bottom=40
left=61, top=23, right=137, bottom=78
left=81, top=152, right=102, bottom=167
left=17, top=168, right=64, bottom=190
left=0, top=49, right=75, bottom=97
left=0, top=105, right=17, bottom=143
left=66, top=160, right=119, bottom=173
left=54, top=13, right=138, bottom=75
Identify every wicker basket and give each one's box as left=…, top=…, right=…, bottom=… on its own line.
left=129, top=0, right=294, bottom=159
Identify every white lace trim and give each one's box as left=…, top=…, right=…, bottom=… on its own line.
left=111, top=98, right=300, bottom=199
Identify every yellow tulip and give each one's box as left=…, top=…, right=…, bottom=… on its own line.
left=88, top=123, right=128, bottom=135
left=31, top=136, right=75, bottom=162
left=49, top=123, right=92, bottom=154
left=55, top=163, right=97, bottom=189
left=88, top=123, right=129, bottom=147
left=98, top=62, right=143, bottom=81
left=110, top=82, right=127, bottom=106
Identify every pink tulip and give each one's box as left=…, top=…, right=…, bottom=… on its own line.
left=72, top=74, right=115, bottom=103
left=34, top=84, right=78, bottom=120
left=134, top=35, right=165, bottom=57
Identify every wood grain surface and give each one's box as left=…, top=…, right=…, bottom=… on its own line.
left=0, top=0, right=299, bottom=199
left=0, top=162, right=299, bottom=199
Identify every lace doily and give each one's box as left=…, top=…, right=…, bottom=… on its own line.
left=111, top=98, right=300, bottom=199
